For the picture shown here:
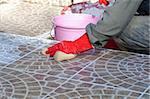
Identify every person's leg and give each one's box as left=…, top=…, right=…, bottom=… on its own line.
left=86, top=0, right=143, bottom=47
left=115, top=16, right=150, bottom=54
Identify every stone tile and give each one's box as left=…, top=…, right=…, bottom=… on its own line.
left=50, top=50, right=149, bottom=98
left=0, top=33, right=49, bottom=65
left=117, top=90, right=130, bottom=96
left=91, top=96, right=101, bottom=99
left=140, top=94, right=150, bottom=99
left=113, top=96, right=125, bottom=99
left=45, top=75, right=145, bottom=98
left=130, top=92, right=142, bottom=97
left=103, top=89, right=116, bottom=94
left=55, top=95, right=69, bottom=99
left=66, top=92, right=80, bottom=97
left=129, top=86, right=146, bottom=92
left=119, top=83, right=132, bottom=88
left=134, top=82, right=149, bottom=88
left=5, top=48, right=105, bottom=85
left=0, top=45, right=149, bottom=99
left=101, top=95, right=112, bottom=99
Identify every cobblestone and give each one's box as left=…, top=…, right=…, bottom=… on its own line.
left=0, top=33, right=149, bottom=99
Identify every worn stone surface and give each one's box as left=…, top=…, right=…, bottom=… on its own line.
left=0, top=35, right=149, bottom=99
left=0, top=32, right=55, bottom=65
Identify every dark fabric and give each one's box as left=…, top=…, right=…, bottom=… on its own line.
left=137, top=0, right=150, bottom=15
left=103, top=38, right=119, bottom=50
left=115, top=16, right=150, bottom=54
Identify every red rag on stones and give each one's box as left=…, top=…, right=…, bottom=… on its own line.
left=45, top=33, right=93, bottom=57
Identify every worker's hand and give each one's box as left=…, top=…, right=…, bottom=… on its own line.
left=43, top=33, right=93, bottom=57
left=99, top=0, right=109, bottom=6
left=42, top=48, right=50, bottom=56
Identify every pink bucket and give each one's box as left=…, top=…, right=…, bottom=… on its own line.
left=53, top=14, right=100, bottom=41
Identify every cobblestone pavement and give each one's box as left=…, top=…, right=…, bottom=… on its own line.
left=0, top=33, right=149, bottom=99
left=0, top=32, right=56, bottom=66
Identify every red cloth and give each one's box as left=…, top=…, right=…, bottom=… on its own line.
left=99, top=0, right=109, bottom=6
left=45, top=35, right=119, bottom=57
left=103, top=38, right=119, bottom=50
left=46, top=33, right=93, bottom=57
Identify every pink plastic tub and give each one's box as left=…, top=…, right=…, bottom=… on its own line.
left=53, top=14, right=100, bottom=41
